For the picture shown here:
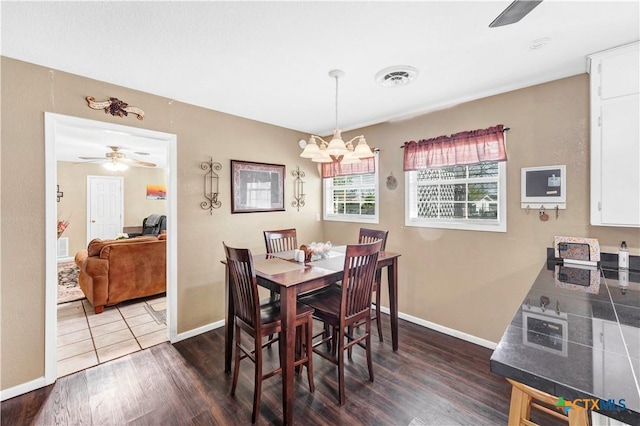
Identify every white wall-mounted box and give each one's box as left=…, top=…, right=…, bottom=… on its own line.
left=521, top=165, right=566, bottom=210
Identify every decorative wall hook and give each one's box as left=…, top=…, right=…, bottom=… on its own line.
left=291, top=166, right=306, bottom=211
left=539, top=206, right=549, bottom=222
left=201, top=157, right=222, bottom=214
left=86, top=96, right=145, bottom=120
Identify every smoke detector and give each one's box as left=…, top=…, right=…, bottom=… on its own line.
left=375, top=66, right=419, bottom=88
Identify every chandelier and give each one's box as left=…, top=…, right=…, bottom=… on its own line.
left=300, top=70, right=374, bottom=164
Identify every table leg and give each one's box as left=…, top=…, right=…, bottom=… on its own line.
left=388, top=258, right=399, bottom=351
left=280, top=286, right=296, bottom=425
left=224, top=263, right=233, bottom=373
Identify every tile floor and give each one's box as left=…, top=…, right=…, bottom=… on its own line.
left=56, top=295, right=168, bottom=378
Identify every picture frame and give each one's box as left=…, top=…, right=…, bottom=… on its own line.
left=231, top=160, right=285, bottom=213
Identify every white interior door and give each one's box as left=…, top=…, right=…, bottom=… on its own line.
left=88, top=175, right=123, bottom=241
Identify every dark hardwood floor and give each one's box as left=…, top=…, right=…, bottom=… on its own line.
left=1, top=315, right=564, bottom=425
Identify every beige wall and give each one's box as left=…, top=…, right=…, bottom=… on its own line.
left=325, top=74, right=640, bottom=343
left=1, top=57, right=324, bottom=390
left=2, top=56, right=639, bottom=394
left=57, top=162, right=168, bottom=256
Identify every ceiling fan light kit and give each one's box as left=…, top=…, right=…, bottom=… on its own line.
left=300, top=69, right=374, bottom=164
left=103, top=160, right=129, bottom=172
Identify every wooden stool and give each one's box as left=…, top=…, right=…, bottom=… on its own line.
left=507, top=379, right=590, bottom=426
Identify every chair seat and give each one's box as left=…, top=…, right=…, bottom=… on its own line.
left=299, top=286, right=343, bottom=326
left=259, top=300, right=315, bottom=325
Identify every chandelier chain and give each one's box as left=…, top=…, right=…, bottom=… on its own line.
left=334, top=73, right=339, bottom=130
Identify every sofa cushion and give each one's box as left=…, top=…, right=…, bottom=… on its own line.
left=87, top=236, right=157, bottom=257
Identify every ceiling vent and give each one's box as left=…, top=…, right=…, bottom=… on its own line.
left=375, top=66, right=419, bottom=88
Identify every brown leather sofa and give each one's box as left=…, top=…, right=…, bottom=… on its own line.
left=74, top=234, right=166, bottom=314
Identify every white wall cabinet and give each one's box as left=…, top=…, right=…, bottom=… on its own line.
left=589, top=42, right=640, bottom=227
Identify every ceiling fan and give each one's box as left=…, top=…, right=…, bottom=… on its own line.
left=78, top=145, right=156, bottom=171
left=489, top=0, right=543, bottom=28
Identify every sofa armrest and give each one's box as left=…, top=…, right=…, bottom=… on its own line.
left=75, top=250, right=88, bottom=269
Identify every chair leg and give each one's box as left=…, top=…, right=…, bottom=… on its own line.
left=252, top=336, right=263, bottom=424
left=347, top=325, right=353, bottom=360
left=231, top=324, right=242, bottom=396
left=267, top=290, right=278, bottom=349
left=507, top=383, right=532, bottom=426
left=295, top=325, right=302, bottom=375
left=323, top=323, right=331, bottom=351
left=305, top=316, right=315, bottom=393
left=337, top=326, right=346, bottom=406
left=375, top=288, right=383, bottom=342
left=365, top=321, right=374, bottom=382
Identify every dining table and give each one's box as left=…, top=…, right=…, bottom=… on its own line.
left=223, top=245, right=401, bottom=425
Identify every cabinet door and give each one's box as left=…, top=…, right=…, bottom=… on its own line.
left=599, top=95, right=640, bottom=226
left=600, top=48, right=640, bottom=99
left=590, top=42, right=640, bottom=227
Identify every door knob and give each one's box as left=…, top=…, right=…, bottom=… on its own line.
left=91, top=220, right=96, bottom=223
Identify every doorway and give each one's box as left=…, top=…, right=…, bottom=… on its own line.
left=44, top=112, right=178, bottom=384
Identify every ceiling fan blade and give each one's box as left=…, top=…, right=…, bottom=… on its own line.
left=133, top=160, right=157, bottom=168
left=78, top=156, right=106, bottom=160
left=120, top=158, right=156, bottom=167
left=489, top=0, right=543, bottom=28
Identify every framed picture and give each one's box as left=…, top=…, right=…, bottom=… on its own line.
left=231, top=160, right=285, bottom=213
left=146, top=184, right=167, bottom=200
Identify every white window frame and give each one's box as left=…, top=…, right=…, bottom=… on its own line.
left=404, top=161, right=507, bottom=232
left=323, top=154, right=379, bottom=224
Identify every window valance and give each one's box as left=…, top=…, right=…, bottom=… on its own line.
left=403, top=124, right=507, bottom=171
left=322, top=155, right=376, bottom=178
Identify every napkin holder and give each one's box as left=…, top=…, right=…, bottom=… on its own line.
left=554, top=236, right=600, bottom=267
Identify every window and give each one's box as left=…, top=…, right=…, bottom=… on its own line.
left=405, top=160, right=506, bottom=232
left=323, top=154, right=379, bottom=223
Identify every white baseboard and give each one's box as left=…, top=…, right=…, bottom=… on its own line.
left=378, top=306, right=497, bottom=350
left=172, top=319, right=225, bottom=343
left=3, top=310, right=496, bottom=402
left=1, top=376, right=47, bottom=402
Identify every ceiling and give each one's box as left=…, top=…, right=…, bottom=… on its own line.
left=2, top=1, right=639, bottom=165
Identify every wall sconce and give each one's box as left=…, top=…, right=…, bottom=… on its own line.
left=291, top=166, right=305, bottom=211
left=201, top=157, right=222, bottom=214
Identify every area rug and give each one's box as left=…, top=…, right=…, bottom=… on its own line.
left=58, top=261, right=85, bottom=304
left=144, top=304, right=167, bottom=325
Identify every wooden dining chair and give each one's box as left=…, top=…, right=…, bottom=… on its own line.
left=224, top=243, right=315, bottom=423
left=358, top=228, right=389, bottom=342
left=262, top=228, right=298, bottom=345
left=263, top=228, right=298, bottom=254
left=506, top=379, right=589, bottom=426
left=299, top=240, right=382, bottom=405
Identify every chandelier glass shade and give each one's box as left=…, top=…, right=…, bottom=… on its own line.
left=300, top=70, right=374, bottom=164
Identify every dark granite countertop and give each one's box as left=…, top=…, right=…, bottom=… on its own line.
left=490, top=260, right=640, bottom=424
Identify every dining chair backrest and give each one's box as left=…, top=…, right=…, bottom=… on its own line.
left=224, top=243, right=260, bottom=330
left=358, top=228, right=388, bottom=287
left=263, top=228, right=298, bottom=253
left=358, top=228, right=388, bottom=251
left=340, top=240, right=383, bottom=323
